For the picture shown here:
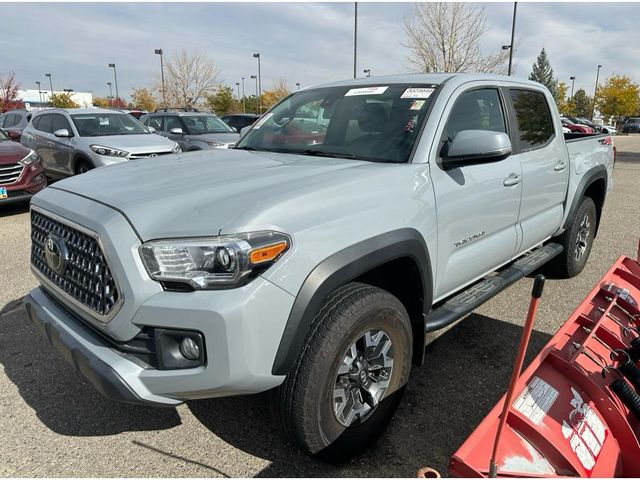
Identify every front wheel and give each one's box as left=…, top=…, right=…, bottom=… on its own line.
left=75, top=159, right=93, bottom=175
left=274, top=282, right=412, bottom=462
left=552, top=197, right=597, bottom=278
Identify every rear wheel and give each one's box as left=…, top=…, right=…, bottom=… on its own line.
left=552, top=197, right=597, bottom=278
left=75, top=159, right=93, bottom=175
left=273, top=282, right=412, bottom=462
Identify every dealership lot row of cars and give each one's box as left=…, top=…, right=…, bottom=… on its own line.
left=0, top=108, right=260, bottom=204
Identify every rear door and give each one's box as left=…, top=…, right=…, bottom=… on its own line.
left=429, top=84, right=523, bottom=299
left=508, top=88, right=569, bottom=252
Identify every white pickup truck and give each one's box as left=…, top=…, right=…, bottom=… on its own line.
left=24, top=73, right=614, bottom=461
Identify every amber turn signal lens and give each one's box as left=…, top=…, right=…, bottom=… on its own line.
left=249, top=241, right=288, bottom=264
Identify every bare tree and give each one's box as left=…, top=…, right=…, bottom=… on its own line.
left=403, top=3, right=510, bottom=74
left=156, top=49, right=220, bottom=108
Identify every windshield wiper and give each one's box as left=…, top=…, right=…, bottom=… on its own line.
left=292, top=149, right=365, bottom=161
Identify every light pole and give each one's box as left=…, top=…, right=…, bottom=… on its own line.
left=501, top=2, right=517, bottom=76
left=154, top=49, right=166, bottom=108
left=363, top=69, right=371, bottom=77
left=108, top=63, right=119, bottom=104
left=36, top=81, right=42, bottom=107
left=107, top=82, right=113, bottom=106
left=241, top=76, right=246, bottom=113
left=353, top=2, right=358, bottom=79
left=592, top=64, right=602, bottom=120
left=235, top=82, right=240, bottom=99
left=569, top=76, right=576, bottom=99
left=253, top=53, right=261, bottom=114
left=296, top=82, right=301, bottom=90
left=45, top=73, right=53, bottom=105
left=251, top=75, right=258, bottom=114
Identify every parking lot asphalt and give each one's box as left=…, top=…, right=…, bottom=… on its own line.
left=1, top=136, right=639, bottom=477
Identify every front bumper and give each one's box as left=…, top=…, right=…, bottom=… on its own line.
left=0, top=164, right=46, bottom=204
left=25, top=274, right=295, bottom=405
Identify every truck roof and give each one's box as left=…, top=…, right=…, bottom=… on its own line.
left=309, top=72, right=545, bottom=91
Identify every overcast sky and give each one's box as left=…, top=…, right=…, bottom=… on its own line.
left=3, top=2, right=639, bottom=100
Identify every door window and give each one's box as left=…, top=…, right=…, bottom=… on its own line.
left=443, top=88, right=507, bottom=143
left=147, top=116, right=163, bottom=131
left=35, top=114, right=54, bottom=133
left=51, top=114, right=72, bottom=134
left=509, top=89, right=555, bottom=151
left=165, top=116, right=182, bottom=132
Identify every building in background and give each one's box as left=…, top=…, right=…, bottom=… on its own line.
left=18, top=90, right=93, bottom=110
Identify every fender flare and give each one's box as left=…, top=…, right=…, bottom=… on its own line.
left=562, top=165, right=608, bottom=233
left=271, top=228, right=433, bottom=376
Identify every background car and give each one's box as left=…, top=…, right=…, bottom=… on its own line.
left=622, top=117, right=640, bottom=133
left=20, top=108, right=180, bottom=178
left=122, top=109, right=147, bottom=119
left=0, top=109, right=32, bottom=141
left=600, top=124, right=617, bottom=134
left=141, top=111, right=239, bottom=150
left=220, top=113, right=260, bottom=133
left=0, top=128, right=46, bottom=204
left=560, top=116, right=594, bottom=134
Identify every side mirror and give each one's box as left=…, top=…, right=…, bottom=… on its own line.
left=240, top=126, right=251, bottom=136
left=169, top=127, right=184, bottom=135
left=147, top=126, right=156, bottom=133
left=54, top=128, right=71, bottom=138
left=442, top=130, right=511, bottom=168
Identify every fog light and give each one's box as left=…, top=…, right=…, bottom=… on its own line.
left=179, top=337, right=200, bottom=360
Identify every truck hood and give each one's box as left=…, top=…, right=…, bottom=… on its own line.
left=50, top=149, right=379, bottom=240
left=82, top=133, right=176, bottom=153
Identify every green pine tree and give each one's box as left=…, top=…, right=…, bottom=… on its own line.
left=529, top=48, right=558, bottom=100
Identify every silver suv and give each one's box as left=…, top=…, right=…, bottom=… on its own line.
left=21, top=108, right=180, bottom=177
left=141, top=111, right=240, bottom=150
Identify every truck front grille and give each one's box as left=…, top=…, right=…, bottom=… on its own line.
left=0, top=162, right=24, bottom=185
left=30, top=210, right=121, bottom=318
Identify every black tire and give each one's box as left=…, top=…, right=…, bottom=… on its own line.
left=552, top=197, right=597, bottom=278
left=273, top=282, right=412, bottom=462
left=75, top=159, right=93, bottom=175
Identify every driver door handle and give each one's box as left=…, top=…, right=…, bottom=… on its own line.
left=554, top=160, right=567, bottom=171
left=503, top=173, right=522, bottom=187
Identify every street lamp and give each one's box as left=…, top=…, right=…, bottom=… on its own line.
left=235, top=82, right=240, bottom=99
left=154, top=49, right=166, bottom=108
left=35, top=81, right=42, bottom=107
left=501, top=2, right=517, bottom=76
left=107, top=82, right=113, bottom=106
left=569, top=76, right=576, bottom=99
left=592, top=64, right=602, bottom=120
left=45, top=73, right=53, bottom=105
left=241, top=76, right=246, bottom=114
left=252, top=53, right=261, bottom=114
left=108, top=63, right=119, bottom=103
left=296, top=82, right=301, bottom=90
left=250, top=75, right=258, bottom=114
left=363, top=69, right=371, bottom=77
left=353, top=2, right=358, bottom=79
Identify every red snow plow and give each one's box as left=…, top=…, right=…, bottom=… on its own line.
left=448, top=244, right=640, bottom=478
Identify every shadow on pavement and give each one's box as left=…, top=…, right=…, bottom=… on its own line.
left=0, top=202, right=29, bottom=218
left=188, top=313, right=552, bottom=477
left=0, top=299, right=182, bottom=436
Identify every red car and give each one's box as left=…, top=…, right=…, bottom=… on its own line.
left=0, top=128, right=47, bottom=204
left=560, top=116, right=594, bottom=134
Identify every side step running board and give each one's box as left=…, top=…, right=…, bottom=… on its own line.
left=424, top=243, right=563, bottom=333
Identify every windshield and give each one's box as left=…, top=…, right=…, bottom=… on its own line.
left=182, top=115, right=234, bottom=134
left=235, top=83, right=438, bottom=163
left=71, top=113, right=149, bottom=137
left=0, top=129, right=8, bottom=141
left=628, top=118, right=640, bottom=123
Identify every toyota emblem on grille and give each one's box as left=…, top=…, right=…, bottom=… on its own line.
left=44, top=234, right=70, bottom=276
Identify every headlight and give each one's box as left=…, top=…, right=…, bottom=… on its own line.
left=19, top=149, right=39, bottom=166
left=90, top=145, right=129, bottom=157
left=139, top=231, right=290, bottom=289
left=172, top=143, right=181, bottom=153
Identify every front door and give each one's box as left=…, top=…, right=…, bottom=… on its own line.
left=429, top=86, right=523, bottom=300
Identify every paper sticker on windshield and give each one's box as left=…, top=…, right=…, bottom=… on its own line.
left=410, top=100, right=426, bottom=110
left=401, top=87, right=435, bottom=99
left=252, top=113, right=273, bottom=129
left=345, top=86, right=388, bottom=96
